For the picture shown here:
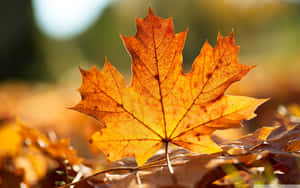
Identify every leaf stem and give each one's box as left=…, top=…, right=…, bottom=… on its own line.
left=165, top=142, right=174, bottom=174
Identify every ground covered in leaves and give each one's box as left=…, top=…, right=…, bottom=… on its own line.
left=1, top=8, right=300, bottom=188
left=1, top=96, right=300, bottom=188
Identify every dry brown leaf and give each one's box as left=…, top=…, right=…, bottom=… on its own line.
left=92, top=124, right=300, bottom=187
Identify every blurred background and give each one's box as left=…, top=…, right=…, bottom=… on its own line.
left=1, top=0, right=300, bottom=159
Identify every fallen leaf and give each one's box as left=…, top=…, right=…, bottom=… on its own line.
left=14, top=150, right=48, bottom=185
left=213, top=170, right=252, bottom=187
left=20, top=124, right=82, bottom=165
left=16, top=123, right=88, bottom=186
left=221, top=126, right=278, bottom=155
left=0, top=123, right=22, bottom=158
left=286, top=139, right=300, bottom=153
left=72, top=8, right=267, bottom=166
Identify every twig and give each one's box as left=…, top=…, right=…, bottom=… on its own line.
left=57, top=151, right=198, bottom=188
left=57, top=159, right=191, bottom=188
left=58, top=166, right=137, bottom=188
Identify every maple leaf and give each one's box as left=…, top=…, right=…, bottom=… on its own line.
left=72, top=8, right=267, bottom=166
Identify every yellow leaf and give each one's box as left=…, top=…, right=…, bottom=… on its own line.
left=0, top=123, right=22, bottom=157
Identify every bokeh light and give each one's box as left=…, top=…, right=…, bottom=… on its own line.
left=32, top=0, right=111, bottom=39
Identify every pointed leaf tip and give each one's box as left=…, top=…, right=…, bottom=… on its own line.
left=148, top=7, right=154, bottom=15
left=228, top=31, right=235, bottom=41
left=104, top=57, right=109, bottom=63
left=79, top=67, right=86, bottom=75
left=217, top=32, right=222, bottom=40
left=202, top=40, right=212, bottom=50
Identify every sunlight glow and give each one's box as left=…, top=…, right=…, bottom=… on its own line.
left=32, top=0, right=110, bottom=39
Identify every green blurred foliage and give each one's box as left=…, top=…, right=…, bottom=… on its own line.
left=2, top=0, right=300, bottom=85
left=0, top=0, right=49, bottom=81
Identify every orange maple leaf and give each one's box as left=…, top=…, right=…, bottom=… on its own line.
left=72, top=9, right=267, bottom=166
